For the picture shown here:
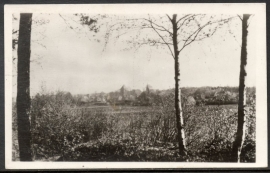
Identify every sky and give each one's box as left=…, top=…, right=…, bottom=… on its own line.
left=12, top=13, right=256, bottom=97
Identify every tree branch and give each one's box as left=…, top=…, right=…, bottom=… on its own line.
left=177, top=14, right=201, bottom=30
left=237, top=14, right=243, bottom=21
left=180, top=22, right=209, bottom=51
left=246, top=14, right=253, bottom=28
left=58, top=14, right=78, bottom=34
left=179, top=17, right=234, bottom=52
left=32, top=40, right=47, bottom=49
left=176, top=14, right=191, bottom=24
left=166, top=14, right=172, bottom=22
left=141, top=18, right=173, bottom=35
left=148, top=19, right=174, bottom=58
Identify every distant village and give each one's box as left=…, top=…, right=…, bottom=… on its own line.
left=76, top=85, right=255, bottom=106
left=77, top=85, right=161, bottom=106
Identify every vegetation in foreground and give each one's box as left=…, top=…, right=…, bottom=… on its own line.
left=12, top=90, right=255, bottom=162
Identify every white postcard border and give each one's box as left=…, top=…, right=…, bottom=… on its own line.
left=4, top=3, right=267, bottom=169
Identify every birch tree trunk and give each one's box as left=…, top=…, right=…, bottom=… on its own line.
left=231, top=14, right=251, bottom=162
left=172, top=14, right=187, bottom=158
left=17, top=13, right=33, bottom=161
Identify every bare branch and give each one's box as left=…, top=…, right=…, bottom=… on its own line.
left=105, top=16, right=175, bottom=57
left=179, top=17, right=235, bottom=51
left=237, top=15, right=243, bottom=21
left=148, top=18, right=174, bottom=58
left=166, top=14, right=172, bottom=22
left=58, top=14, right=78, bottom=34
left=141, top=18, right=173, bottom=35
left=226, top=21, right=241, bottom=48
left=177, top=14, right=201, bottom=30
left=176, top=14, right=191, bottom=24
left=141, top=39, right=173, bottom=46
left=154, top=41, right=173, bottom=45
left=180, top=22, right=209, bottom=51
left=59, top=14, right=98, bottom=42
left=32, top=40, right=47, bottom=49
left=247, top=14, right=254, bottom=28
left=134, top=42, right=149, bottom=52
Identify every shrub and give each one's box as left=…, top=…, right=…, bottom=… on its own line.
left=12, top=90, right=256, bottom=162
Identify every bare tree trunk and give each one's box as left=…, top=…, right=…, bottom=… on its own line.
left=231, top=14, right=251, bottom=162
left=172, top=14, right=187, bottom=159
left=17, top=13, right=33, bottom=161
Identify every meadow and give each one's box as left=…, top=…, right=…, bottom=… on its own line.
left=12, top=92, right=256, bottom=162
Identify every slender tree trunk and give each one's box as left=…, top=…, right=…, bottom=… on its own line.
left=172, top=14, right=187, bottom=159
left=231, top=14, right=251, bottom=162
left=17, top=13, right=33, bottom=161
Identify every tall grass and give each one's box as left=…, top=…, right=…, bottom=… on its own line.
left=12, top=91, right=256, bottom=162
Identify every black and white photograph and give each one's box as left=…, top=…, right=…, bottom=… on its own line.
left=4, top=4, right=267, bottom=169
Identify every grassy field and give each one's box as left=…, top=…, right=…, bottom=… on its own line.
left=67, top=105, right=161, bottom=114
left=12, top=95, right=255, bottom=162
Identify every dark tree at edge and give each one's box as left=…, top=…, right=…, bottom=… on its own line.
left=231, top=14, right=251, bottom=162
left=17, top=13, right=33, bottom=161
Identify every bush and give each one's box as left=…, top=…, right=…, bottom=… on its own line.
left=12, top=90, right=256, bottom=162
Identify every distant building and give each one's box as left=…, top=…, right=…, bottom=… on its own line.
left=79, top=85, right=146, bottom=106
left=146, top=84, right=155, bottom=94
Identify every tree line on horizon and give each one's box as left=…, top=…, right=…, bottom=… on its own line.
left=74, top=85, right=255, bottom=106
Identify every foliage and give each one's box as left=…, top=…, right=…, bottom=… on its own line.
left=137, top=91, right=162, bottom=106
left=12, top=90, right=256, bottom=162
left=193, top=86, right=255, bottom=105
